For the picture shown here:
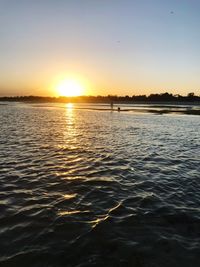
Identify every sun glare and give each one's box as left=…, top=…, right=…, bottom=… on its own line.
left=66, top=103, right=73, bottom=109
left=57, top=79, right=83, bottom=97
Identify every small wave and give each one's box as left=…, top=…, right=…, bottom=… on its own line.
left=0, top=103, right=200, bottom=266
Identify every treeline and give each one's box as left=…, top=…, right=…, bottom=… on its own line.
left=0, top=92, right=199, bottom=103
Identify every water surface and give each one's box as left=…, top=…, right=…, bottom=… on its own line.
left=0, top=103, right=200, bottom=266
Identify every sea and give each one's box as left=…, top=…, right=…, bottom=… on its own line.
left=0, top=102, right=200, bottom=267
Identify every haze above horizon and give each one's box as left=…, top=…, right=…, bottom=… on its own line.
left=0, top=0, right=200, bottom=97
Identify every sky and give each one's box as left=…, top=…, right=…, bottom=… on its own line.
left=0, top=0, right=200, bottom=97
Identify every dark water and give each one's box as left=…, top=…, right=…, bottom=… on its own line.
left=0, top=103, right=200, bottom=267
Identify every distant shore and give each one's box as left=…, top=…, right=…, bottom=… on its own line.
left=1, top=96, right=200, bottom=115
left=0, top=93, right=200, bottom=105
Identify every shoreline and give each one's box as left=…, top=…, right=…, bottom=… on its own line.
left=1, top=101, right=199, bottom=115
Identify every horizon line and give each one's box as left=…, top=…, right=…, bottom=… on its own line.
left=0, top=92, right=200, bottom=98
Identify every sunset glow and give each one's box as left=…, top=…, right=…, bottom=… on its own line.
left=0, top=1, right=200, bottom=97
left=56, top=79, right=84, bottom=97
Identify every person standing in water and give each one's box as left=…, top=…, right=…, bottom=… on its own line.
left=110, top=101, right=113, bottom=110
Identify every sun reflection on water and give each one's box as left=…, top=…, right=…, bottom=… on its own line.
left=65, top=103, right=75, bottom=134
left=58, top=210, right=90, bottom=216
left=66, top=103, right=74, bottom=109
left=62, top=101, right=80, bottom=152
left=63, top=193, right=77, bottom=199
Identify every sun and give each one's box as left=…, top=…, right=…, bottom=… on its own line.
left=56, top=79, right=83, bottom=97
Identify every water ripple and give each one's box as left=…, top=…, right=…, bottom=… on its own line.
left=0, top=103, right=200, bottom=266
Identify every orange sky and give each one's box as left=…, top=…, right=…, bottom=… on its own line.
left=0, top=1, right=200, bottom=97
